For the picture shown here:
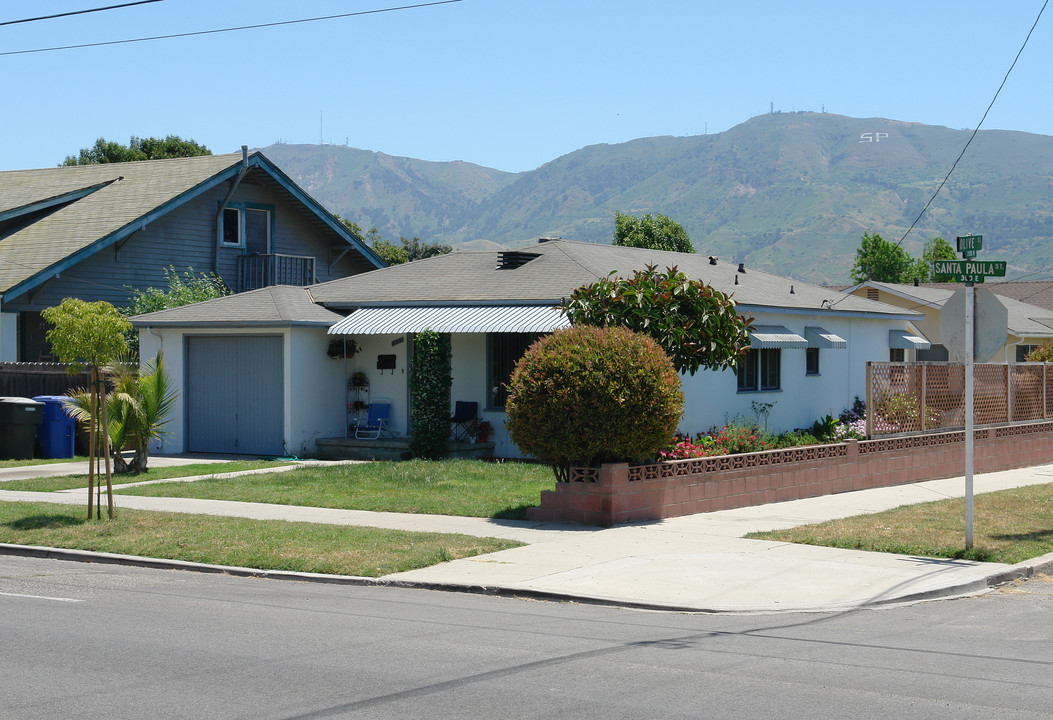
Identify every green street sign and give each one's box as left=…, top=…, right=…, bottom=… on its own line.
left=956, top=235, right=983, bottom=254
left=933, top=259, right=1006, bottom=283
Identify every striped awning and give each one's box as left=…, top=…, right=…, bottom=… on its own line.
left=748, top=325, right=808, bottom=349
left=889, top=329, right=931, bottom=350
left=805, top=326, right=847, bottom=349
left=328, top=305, right=571, bottom=335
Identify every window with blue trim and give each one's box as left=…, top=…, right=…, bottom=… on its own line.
left=221, top=205, right=272, bottom=253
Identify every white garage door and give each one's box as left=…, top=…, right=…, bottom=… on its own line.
left=185, top=335, right=284, bottom=456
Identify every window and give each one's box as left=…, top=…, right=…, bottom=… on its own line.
left=889, top=348, right=905, bottom=362
left=1017, top=344, right=1040, bottom=362
left=737, top=349, right=781, bottom=392
left=487, top=333, right=539, bottom=408
left=917, top=344, right=949, bottom=362
left=806, top=347, right=820, bottom=376
left=220, top=205, right=272, bottom=251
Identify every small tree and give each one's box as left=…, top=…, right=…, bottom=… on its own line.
left=42, top=299, right=130, bottom=519
left=561, top=265, right=753, bottom=375
left=62, top=135, right=211, bottom=166
left=506, top=325, right=684, bottom=481
left=850, top=232, right=915, bottom=283
left=613, top=211, right=695, bottom=253
left=409, top=330, right=452, bottom=459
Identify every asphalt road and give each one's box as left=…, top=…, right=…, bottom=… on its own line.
left=2, top=556, right=1051, bottom=720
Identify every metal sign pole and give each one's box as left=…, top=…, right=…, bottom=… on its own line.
left=965, top=282, right=974, bottom=549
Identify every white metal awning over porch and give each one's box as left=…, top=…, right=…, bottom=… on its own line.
left=748, top=325, right=808, bottom=349
left=328, top=305, right=571, bottom=335
left=889, top=329, right=931, bottom=349
left=804, top=326, right=848, bottom=349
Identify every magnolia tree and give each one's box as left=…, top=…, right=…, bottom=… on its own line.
left=42, top=299, right=130, bottom=519
left=561, top=265, right=753, bottom=375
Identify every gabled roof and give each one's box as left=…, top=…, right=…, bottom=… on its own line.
left=309, top=239, right=916, bottom=318
left=130, top=285, right=341, bottom=327
left=857, top=281, right=1053, bottom=339
left=0, top=152, right=383, bottom=301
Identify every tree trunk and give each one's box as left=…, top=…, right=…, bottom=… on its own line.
left=99, top=369, right=114, bottom=519
left=87, top=366, right=96, bottom=520
left=129, top=441, right=149, bottom=474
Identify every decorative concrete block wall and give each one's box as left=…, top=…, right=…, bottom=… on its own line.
left=527, top=421, right=1053, bottom=526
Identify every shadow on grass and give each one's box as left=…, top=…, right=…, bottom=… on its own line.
left=491, top=504, right=533, bottom=521
left=991, top=529, right=1053, bottom=543
left=5, top=514, right=84, bottom=531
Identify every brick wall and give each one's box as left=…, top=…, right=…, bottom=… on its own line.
left=527, top=422, right=1053, bottom=526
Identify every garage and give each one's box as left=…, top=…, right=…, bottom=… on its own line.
left=185, top=335, right=284, bottom=456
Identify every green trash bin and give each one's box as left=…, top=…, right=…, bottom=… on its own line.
left=0, top=397, right=44, bottom=460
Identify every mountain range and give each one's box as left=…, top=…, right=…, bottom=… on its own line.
left=257, top=112, right=1053, bottom=285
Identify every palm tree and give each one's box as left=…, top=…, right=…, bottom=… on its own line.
left=65, top=352, right=177, bottom=474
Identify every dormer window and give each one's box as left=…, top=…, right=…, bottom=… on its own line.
left=221, top=204, right=272, bottom=253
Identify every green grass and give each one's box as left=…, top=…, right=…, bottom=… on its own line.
left=117, top=459, right=555, bottom=519
left=747, top=483, right=1053, bottom=564
left=0, top=456, right=89, bottom=469
left=0, top=501, right=520, bottom=577
left=0, top=460, right=296, bottom=492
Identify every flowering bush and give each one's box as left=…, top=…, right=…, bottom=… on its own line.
left=658, top=433, right=721, bottom=460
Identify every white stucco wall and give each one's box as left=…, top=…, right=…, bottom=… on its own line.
left=678, top=313, right=898, bottom=434
left=0, top=310, right=17, bottom=362
left=341, top=334, right=411, bottom=437
left=140, top=325, right=341, bottom=457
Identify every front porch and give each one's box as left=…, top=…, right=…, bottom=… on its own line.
left=315, top=436, right=496, bottom=461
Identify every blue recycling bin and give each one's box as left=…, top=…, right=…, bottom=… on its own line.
left=32, top=395, right=76, bottom=459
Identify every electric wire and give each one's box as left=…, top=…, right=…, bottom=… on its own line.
left=894, top=0, right=1048, bottom=248
left=0, top=1, right=162, bottom=27
left=0, top=1, right=462, bottom=57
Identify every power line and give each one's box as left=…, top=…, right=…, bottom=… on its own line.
left=0, top=0, right=463, bottom=57
left=0, top=0, right=162, bottom=27
left=895, top=0, right=1048, bottom=248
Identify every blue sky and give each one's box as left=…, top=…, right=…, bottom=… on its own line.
left=2, top=0, right=1050, bottom=172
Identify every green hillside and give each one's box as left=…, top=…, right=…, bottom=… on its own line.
left=259, top=113, right=1053, bottom=284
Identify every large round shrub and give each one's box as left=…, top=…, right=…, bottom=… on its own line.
left=505, top=325, right=684, bottom=479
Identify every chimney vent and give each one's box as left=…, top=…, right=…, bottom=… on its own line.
left=709, top=256, right=718, bottom=265
left=738, top=263, right=746, bottom=273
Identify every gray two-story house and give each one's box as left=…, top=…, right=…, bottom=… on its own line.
left=0, top=149, right=383, bottom=361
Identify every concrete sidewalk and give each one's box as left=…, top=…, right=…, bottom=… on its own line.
left=2, top=460, right=1052, bottom=613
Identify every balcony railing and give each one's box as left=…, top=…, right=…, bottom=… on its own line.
left=237, top=253, right=316, bottom=292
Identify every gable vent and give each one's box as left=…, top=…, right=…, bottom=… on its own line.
left=867, top=288, right=880, bottom=301
left=497, top=251, right=540, bottom=269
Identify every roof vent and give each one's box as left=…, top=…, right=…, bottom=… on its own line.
left=497, top=250, right=541, bottom=269
left=537, top=237, right=561, bottom=244
left=738, top=263, right=746, bottom=273
left=709, top=256, right=718, bottom=265
left=867, top=287, right=879, bottom=301
left=790, top=285, right=795, bottom=294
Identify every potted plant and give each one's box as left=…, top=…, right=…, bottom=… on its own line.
left=351, top=371, right=368, bottom=387
left=475, top=420, right=492, bottom=443
left=328, top=338, right=357, bottom=359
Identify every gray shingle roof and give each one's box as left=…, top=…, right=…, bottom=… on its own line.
left=0, top=154, right=246, bottom=296
left=867, top=281, right=1053, bottom=338
left=130, top=285, right=342, bottom=327
left=309, top=239, right=915, bottom=317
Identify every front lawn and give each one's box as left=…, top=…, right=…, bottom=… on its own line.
left=1, top=460, right=297, bottom=492
left=747, top=482, right=1053, bottom=564
left=0, top=501, right=520, bottom=576
left=117, top=459, right=555, bottom=519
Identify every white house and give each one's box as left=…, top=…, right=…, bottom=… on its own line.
left=134, top=239, right=922, bottom=458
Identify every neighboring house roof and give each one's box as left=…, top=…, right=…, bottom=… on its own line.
left=309, top=239, right=917, bottom=318
left=856, top=281, right=1053, bottom=340
left=131, top=285, right=342, bottom=327
left=0, top=152, right=383, bottom=302
left=984, top=281, right=1053, bottom=313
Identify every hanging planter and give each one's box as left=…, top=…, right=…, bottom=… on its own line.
left=328, top=338, right=357, bottom=359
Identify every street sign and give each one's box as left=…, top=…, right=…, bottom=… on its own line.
left=933, top=259, right=1006, bottom=283
left=957, top=234, right=983, bottom=259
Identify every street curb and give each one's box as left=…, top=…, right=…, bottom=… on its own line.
left=3, top=543, right=1052, bottom=614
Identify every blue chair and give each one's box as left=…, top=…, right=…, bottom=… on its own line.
left=355, top=402, right=390, bottom=439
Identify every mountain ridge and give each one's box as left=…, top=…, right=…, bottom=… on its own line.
left=257, top=112, right=1053, bottom=284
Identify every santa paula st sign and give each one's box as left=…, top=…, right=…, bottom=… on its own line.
left=932, top=259, right=1006, bottom=283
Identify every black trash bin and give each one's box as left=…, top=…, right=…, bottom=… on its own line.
left=32, top=395, right=76, bottom=459
left=0, top=397, right=44, bottom=460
